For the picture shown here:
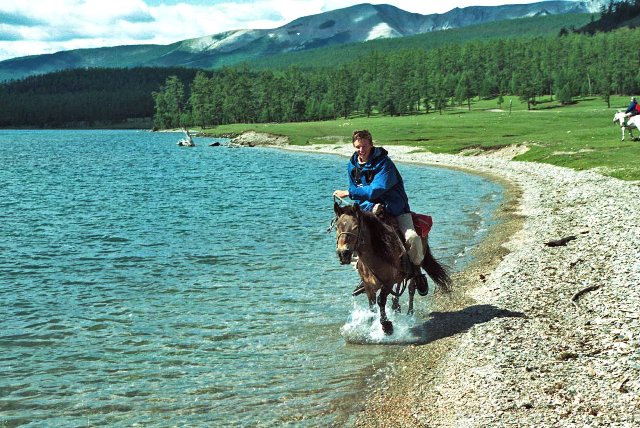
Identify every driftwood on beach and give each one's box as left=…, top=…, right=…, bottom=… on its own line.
left=544, top=235, right=577, bottom=247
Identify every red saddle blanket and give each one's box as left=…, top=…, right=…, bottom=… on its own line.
left=411, top=212, right=433, bottom=238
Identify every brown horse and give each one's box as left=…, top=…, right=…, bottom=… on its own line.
left=333, top=202, right=451, bottom=335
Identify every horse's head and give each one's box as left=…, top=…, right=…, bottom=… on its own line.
left=614, top=111, right=626, bottom=125
left=333, top=202, right=362, bottom=265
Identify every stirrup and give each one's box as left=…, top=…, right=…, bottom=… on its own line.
left=352, top=282, right=366, bottom=296
left=413, top=274, right=429, bottom=296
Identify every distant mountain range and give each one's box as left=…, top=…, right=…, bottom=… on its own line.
left=0, top=1, right=605, bottom=81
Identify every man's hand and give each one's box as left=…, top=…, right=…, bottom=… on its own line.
left=333, top=190, right=349, bottom=199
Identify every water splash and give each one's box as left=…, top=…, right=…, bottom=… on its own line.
left=340, top=302, right=424, bottom=345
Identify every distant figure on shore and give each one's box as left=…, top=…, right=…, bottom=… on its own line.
left=625, top=97, right=640, bottom=118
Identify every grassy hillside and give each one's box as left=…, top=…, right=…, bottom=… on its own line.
left=247, top=13, right=593, bottom=70
left=201, top=95, right=639, bottom=181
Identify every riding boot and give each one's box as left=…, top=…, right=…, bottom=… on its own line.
left=352, top=281, right=366, bottom=296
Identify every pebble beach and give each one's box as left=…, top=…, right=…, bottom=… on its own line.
left=275, top=142, right=640, bottom=427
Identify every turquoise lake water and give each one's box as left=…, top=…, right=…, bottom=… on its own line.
left=0, top=130, right=503, bottom=427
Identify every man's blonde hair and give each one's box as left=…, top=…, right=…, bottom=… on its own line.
left=352, top=130, right=373, bottom=144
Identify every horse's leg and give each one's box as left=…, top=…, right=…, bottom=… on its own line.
left=377, top=288, right=393, bottom=335
left=622, top=126, right=626, bottom=141
left=407, top=281, right=416, bottom=315
left=358, top=262, right=378, bottom=312
left=391, top=284, right=401, bottom=313
left=365, top=287, right=376, bottom=312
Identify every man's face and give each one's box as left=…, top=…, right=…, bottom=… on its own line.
left=354, top=138, right=373, bottom=163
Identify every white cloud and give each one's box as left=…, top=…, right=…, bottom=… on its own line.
left=0, top=0, right=571, bottom=61
left=0, top=0, right=295, bottom=60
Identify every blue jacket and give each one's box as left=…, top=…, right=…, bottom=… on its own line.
left=626, top=99, right=638, bottom=114
left=347, top=147, right=411, bottom=216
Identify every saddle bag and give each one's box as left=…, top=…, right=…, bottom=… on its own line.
left=411, top=212, right=433, bottom=238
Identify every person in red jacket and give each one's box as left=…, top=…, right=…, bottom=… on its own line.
left=625, top=97, right=640, bottom=118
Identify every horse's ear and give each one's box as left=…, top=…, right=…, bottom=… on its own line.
left=334, top=201, right=343, bottom=216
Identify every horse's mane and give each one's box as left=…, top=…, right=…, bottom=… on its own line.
left=339, top=205, right=402, bottom=263
left=358, top=210, right=402, bottom=263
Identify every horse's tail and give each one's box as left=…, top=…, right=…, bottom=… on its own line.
left=422, top=238, right=452, bottom=293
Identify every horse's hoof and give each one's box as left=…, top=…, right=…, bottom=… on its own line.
left=381, top=320, right=394, bottom=335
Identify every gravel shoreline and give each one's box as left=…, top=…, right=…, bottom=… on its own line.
left=277, top=143, right=640, bottom=427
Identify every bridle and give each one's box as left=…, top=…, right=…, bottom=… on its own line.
left=335, top=215, right=362, bottom=251
left=336, top=229, right=361, bottom=251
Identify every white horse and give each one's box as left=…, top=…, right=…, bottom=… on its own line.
left=613, top=111, right=640, bottom=141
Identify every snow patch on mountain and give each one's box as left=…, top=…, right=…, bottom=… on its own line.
left=366, top=23, right=399, bottom=40
left=184, top=30, right=258, bottom=52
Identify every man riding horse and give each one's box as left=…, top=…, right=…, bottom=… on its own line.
left=613, top=97, right=640, bottom=141
left=625, top=97, right=640, bottom=120
left=333, top=130, right=428, bottom=295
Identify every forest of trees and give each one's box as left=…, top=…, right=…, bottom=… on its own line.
left=0, top=67, right=200, bottom=128
left=573, top=0, right=640, bottom=34
left=153, top=27, right=640, bottom=129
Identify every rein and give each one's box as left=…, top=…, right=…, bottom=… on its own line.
left=389, top=280, right=409, bottom=298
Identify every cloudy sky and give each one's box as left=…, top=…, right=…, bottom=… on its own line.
left=0, top=0, right=574, bottom=61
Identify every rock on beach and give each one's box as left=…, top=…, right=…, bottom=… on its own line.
left=278, top=142, right=640, bottom=427
left=230, top=131, right=289, bottom=147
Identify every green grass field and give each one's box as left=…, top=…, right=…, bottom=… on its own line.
left=202, top=95, right=640, bottom=181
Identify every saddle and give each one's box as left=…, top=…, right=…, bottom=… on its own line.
left=375, top=209, right=432, bottom=240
